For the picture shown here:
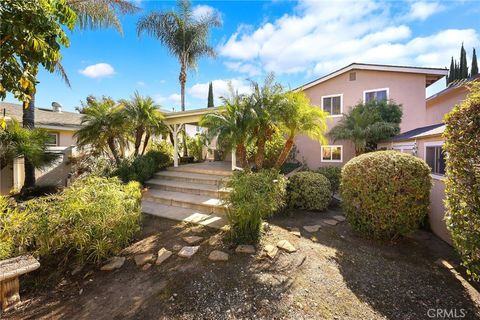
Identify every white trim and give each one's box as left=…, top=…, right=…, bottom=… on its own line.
left=46, top=132, right=59, bottom=146
left=38, top=125, right=78, bottom=131
left=321, top=94, right=343, bottom=117
left=363, top=87, right=389, bottom=103
left=424, top=141, right=445, bottom=178
left=321, top=145, right=343, bottom=163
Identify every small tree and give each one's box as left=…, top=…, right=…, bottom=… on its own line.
left=460, top=43, right=469, bottom=79
left=444, top=82, right=480, bottom=281
left=207, top=82, right=214, bottom=108
left=471, top=48, right=478, bottom=77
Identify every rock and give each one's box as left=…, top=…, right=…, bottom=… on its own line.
left=208, top=234, right=222, bottom=246
left=303, top=225, right=321, bottom=233
left=71, top=264, right=84, bottom=276
left=172, top=244, right=182, bottom=251
left=183, top=236, right=203, bottom=245
left=235, top=245, right=255, bottom=254
left=208, top=250, right=229, bottom=261
left=134, top=253, right=154, bottom=266
left=264, top=245, right=278, bottom=259
left=178, top=246, right=200, bottom=258
left=156, top=248, right=173, bottom=265
left=262, top=222, right=271, bottom=232
left=322, top=219, right=339, bottom=226
left=332, top=215, right=346, bottom=222
left=142, top=263, right=152, bottom=271
left=290, top=228, right=301, bottom=237
left=277, top=240, right=296, bottom=253
left=101, top=256, right=125, bottom=271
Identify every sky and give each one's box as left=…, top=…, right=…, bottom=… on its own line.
left=5, top=0, right=480, bottom=112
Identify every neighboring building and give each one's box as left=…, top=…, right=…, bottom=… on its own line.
left=295, top=63, right=448, bottom=168
left=0, top=102, right=82, bottom=194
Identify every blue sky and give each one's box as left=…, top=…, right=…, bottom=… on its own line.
left=5, top=0, right=480, bottom=112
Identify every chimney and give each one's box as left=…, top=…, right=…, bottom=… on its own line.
left=51, top=101, right=63, bottom=113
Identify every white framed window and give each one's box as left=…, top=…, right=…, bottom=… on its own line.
left=46, top=132, right=59, bottom=146
left=321, top=145, right=343, bottom=162
left=321, top=94, right=343, bottom=116
left=363, top=88, right=389, bottom=103
left=424, top=141, right=445, bottom=179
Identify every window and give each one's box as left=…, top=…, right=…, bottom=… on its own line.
left=364, top=88, right=388, bottom=103
left=425, top=143, right=445, bottom=176
left=321, top=94, right=343, bottom=116
left=321, top=145, right=342, bottom=162
left=46, top=133, right=59, bottom=146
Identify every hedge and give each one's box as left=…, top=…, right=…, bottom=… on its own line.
left=315, top=166, right=342, bottom=193
left=113, top=149, right=172, bottom=184
left=287, top=171, right=331, bottom=211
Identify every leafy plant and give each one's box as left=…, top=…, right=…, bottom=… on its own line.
left=186, top=134, right=207, bottom=162
left=225, top=170, right=287, bottom=244
left=287, top=172, right=331, bottom=211
left=113, top=150, right=172, bottom=184
left=444, top=82, right=480, bottom=281
left=341, top=151, right=431, bottom=240
left=315, top=166, right=342, bottom=194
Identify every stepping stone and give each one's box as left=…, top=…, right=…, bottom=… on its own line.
left=208, top=250, right=229, bottom=262
left=156, top=248, right=173, bottom=265
left=178, top=246, right=200, bottom=258
left=322, top=219, right=339, bottom=226
left=235, top=245, right=256, bottom=254
left=172, top=244, right=182, bottom=251
left=134, top=253, right=154, bottom=266
left=277, top=240, right=296, bottom=253
left=303, top=225, right=321, bottom=233
left=264, top=245, right=278, bottom=259
left=332, top=215, right=346, bottom=222
left=290, top=228, right=301, bottom=237
left=208, top=234, right=222, bottom=246
left=142, top=263, right=152, bottom=271
left=183, top=236, right=204, bottom=245
left=101, top=257, right=125, bottom=271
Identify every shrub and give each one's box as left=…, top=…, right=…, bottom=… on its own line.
left=186, top=135, right=206, bottom=162
left=341, top=151, right=431, bottom=240
left=287, top=171, right=331, bottom=211
left=315, top=166, right=342, bottom=193
left=113, top=149, right=172, bottom=184
left=225, top=170, right=287, bottom=244
left=150, top=140, right=174, bottom=160
left=444, top=82, right=480, bottom=281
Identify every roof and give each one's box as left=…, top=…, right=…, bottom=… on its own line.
left=388, top=123, right=445, bottom=142
left=426, top=74, right=480, bottom=102
left=0, top=102, right=82, bottom=130
left=296, top=63, right=448, bottom=91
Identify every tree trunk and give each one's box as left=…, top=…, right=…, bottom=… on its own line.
left=179, top=64, right=188, bottom=157
left=107, top=137, right=121, bottom=165
left=236, top=142, right=248, bottom=169
left=274, top=136, right=294, bottom=169
left=133, top=126, right=144, bottom=157
left=141, top=132, right=150, bottom=156
left=254, top=135, right=266, bottom=169
left=22, top=93, right=36, bottom=190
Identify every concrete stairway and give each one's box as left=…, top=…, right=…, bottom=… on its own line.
left=142, top=163, right=232, bottom=229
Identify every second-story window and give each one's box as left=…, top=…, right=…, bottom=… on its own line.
left=364, top=88, right=388, bottom=103
left=46, top=133, right=59, bottom=146
left=322, top=94, right=342, bottom=116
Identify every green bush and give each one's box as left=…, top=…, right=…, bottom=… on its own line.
left=113, top=149, right=172, bottom=184
left=225, top=170, right=287, bottom=244
left=315, top=166, right=342, bottom=193
left=186, top=135, right=207, bottom=162
left=444, top=82, right=480, bottom=281
left=341, top=151, right=431, bottom=240
left=1, top=176, right=142, bottom=263
left=247, top=129, right=286, bottom=169
left=287, top=171, right=331, bottom=211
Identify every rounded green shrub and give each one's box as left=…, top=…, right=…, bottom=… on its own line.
left=444, top=82, right=480, bottom=281
left=315, top=166, right=342, bottom=193
left=287, top=171, right=331, bottom=211
left=341, top=151, right=431, bottom=240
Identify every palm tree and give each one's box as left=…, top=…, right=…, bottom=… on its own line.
left=75, top=97, right=129, bottom=164
left=137, top=0, right=221, bottom=155
left=329, top=100, right=402, bottom=155
left=200, top=85, right=253, bottom=168
left=274, top=92, right=328, bottom=168
left=120, top=91, right=166, bottom=157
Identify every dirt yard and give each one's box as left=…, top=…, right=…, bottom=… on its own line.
left=4, top=203, right=480, bottom=320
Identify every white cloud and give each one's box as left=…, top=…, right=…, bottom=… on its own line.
left=79, top=63, right=115, bottom=78
left=189, top=79, right=251, bottom=105
left=218, top=0, right=479, bottom=77
left=192, top=5, right=222, bottom=23
left=154, top=93, right=182, bottom=109
left=137, top=81, right=146, bottom=86
left=406, top=2, right=445, bottom=21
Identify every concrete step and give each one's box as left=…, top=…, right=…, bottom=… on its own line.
left=142, top=201, right=227, bottom=229
left=154, top=170, right=229, bottom=186
left=167, top=163, right=233, bottom=177
left=146, top=179, right=230, bottom=197
left=142, top=189, right=228, bottom=215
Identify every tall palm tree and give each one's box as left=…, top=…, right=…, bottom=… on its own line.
left=137, top=0, right=221, bottom=155
left=75, top=97, right=129, bottom=164
left=120, top=91, right=166, bottom=157
left=200, top=85, right=253, bottom=168
left=274, top=91, right=328, bottom=169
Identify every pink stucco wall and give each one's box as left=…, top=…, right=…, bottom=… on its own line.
left=425, top=87, right=468, bottom=126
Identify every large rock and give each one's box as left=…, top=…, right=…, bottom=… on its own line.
left=178, top=246, right=200, bottom=258
left=134, top=253, right=154, bottom=266
left=208, top=250, right=229, bottom=262
left=277, top=240, right=296, bottom=253
left=101, top=257, right=125, bottom=271
left=183, top=236, right=204, bottom=245
left=322, top=219, right=339, bottom=226
left=303, top=225, right=321, bottom=233
left=235, top=245, right=255, bottom=254
left=264, top=245, right=278, bottom=259
left=332, top=215, right=346, bottom=222
left=156, top=248, right=173, bottom=265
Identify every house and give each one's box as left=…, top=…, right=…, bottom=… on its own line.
left=0, top=102, right=82, bottom=194
left=295, top=63, right=448, bottom=168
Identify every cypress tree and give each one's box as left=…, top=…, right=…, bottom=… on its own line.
left=447, top=57, right=454, bottom=85
left=471, top=48, right=478, bottom=76
left=207, top=82, right=214, bottom=108
left=460, top=43, right=469, bottom=79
